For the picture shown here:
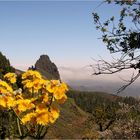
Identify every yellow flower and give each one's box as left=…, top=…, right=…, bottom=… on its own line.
left=22, top=70, right=42, bottom=80
left=32, top=79, right=42, bottom=92
left=35, top=103, right=46, bottom=112
left=41, top=79, right=50, bottom=88
left=57, top=94, right=67, bottom=104
left=41, top=80, right=51, bottom=94
left=53, top=82, right=68, bottom=100
left=22, top=79, right=31, bottom=85
left=36, top=110, right=49, bottom=125
left=22, top=78, right=44, bottom=93
left=0, top=96, right=7, bottom=107
left=35, top=105, right=49, bottom=125
left=4, top=73, right=17, bottom=84
left=49, top=107, right=59, bottom=123
left=6, top=96, right=15, bottom=108
left=42, top=94, right=49, bottom=103
left=15, top=93, right=24, bottom=100
left=16, top=99, right=35, bottom=112
left=24, top=81, right=34, bottom=89
left=35, top=105, right=59, bottom=125
left=61, top=82, right=68, bottom=91
left=0, top=96, right=15, bottom=108
left=21, top=112, right=36, bottom=125
left=0, top=80, right=13, bottom=94
left=46, top=80, right=59, bottom=93
left=53, top=89, right=65, bottom=100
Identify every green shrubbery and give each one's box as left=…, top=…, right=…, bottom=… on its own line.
left=0, top=52, right=15, bottom=78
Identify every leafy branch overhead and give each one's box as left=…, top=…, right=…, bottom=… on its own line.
left=92, top=0, right=140, bottom=93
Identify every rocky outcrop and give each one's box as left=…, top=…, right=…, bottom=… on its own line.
left=35, top=55, right=60, bottom=80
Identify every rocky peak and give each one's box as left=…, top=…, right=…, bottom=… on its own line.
left=35, top=55, right=60, bottom=80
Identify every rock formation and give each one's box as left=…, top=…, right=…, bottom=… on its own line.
left=35, top=55, right=60, bottom=80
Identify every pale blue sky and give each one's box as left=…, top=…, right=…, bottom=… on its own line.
left=0, top=1, right=121, bottom=70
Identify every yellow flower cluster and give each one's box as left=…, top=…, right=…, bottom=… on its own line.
left=0, top=96, right=15, bottom=108
left=21, top=106, right=59, bottom=125
left=0, top=80, right=13, bottom=94
left=22, top=70, right=45, bottom=93
left=0, top=70, right=68, bottom=127
left=4, top=73, right=17, bottom=84
left=0, top=79, right=15, bottom=109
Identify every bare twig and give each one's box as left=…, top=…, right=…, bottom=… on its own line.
left=116, top=72, right=140, bottom=94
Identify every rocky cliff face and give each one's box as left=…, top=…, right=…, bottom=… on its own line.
left=35, top=55, right=60, bottom=80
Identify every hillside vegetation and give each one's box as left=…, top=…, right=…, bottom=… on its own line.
left=68, top=90, right=139, bottom=113
left=46, top=98, right=89, bottom=139
left=0, top=52, right=15, bottom=78
left=68, top=90, right=140, bottom=139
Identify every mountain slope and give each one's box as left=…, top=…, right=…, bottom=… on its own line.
left=46, top=98, right=89, bottom=139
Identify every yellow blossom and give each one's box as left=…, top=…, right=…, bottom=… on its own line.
left=57, top=94, right=67, bottom=104
left=32, top=79, right=42, bottom=92
left=0, top=96, right=15, bottom=108
left=4, top=73, right=17, bottom=84
left=22, top=70, right=42, bottom=80
left=15, top=93, right=24, bottom=100
left=35, top=105, right=50, bottom=125
left=36, top=110, right=49, bottom=125
left=6, top=96, right=15, bottom=108
left=61, top=82, right=68, bottom=91
left=41, top=79, right=50, bottom=88
left=22, top=78, right=44, bottom=93
left=53, top=89, right=65, bottom=100
left=53, top=82, right=68, bottom=100
left=42, top=94, right=49, bottom=103
left=24, top=81, right=34, bottom=89
left=35, top=103, right=46, bottom=112
left=16, top=99, right=35, bottom=112
left=0, top=96, right=7, bottom=107
left=21, top=112, right=36, bottom=125
left=46, top=80, right=60, bottom=93
left=0, top=80, right=13, bottom=94
left=49, top=107, right=60, bottom=123
left=41, top=80, right=51, bottom=94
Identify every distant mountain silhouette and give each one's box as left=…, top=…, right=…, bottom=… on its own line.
left=34, top=55, right=60, bottom=80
